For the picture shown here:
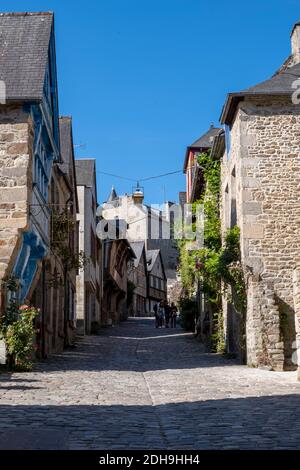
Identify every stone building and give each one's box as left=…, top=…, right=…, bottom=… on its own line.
left=101, top=187, right=149, bottom=242
left=0, top=12, right=82, bottom=358
left=220, top=22, right=300, bottom=374
left=0, top=13, right=61, bottom=306
left=99, top=188, right=137, bottom=324
left=75, top=159, right=102, bottom=335
left=100, top=187, right=177, bottom=303
left=128, top=241, right=148, bottom=316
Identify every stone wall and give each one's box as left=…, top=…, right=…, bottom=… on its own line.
left=221, top=96, right=300, bottom=371
left=293, top=266, right=300, bottom=379
left=0, top=105, right=30, bottom=301
left=246, top=277, right=285, bottom=370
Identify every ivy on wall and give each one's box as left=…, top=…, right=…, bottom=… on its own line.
left=178, top=150, right=247, bottom=353
left=51, top=209, right=87, bottom=275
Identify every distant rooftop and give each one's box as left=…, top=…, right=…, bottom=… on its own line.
left=59, top=117, right=72, bottom=170
left=183, top=125, right=223, bottom=172
left=130, top=241, right=146, bottom=268
left=107, top=186, right=118, bottom=202
left=75, top=159, right=96, bottom=187
left=146, top=249, right=160, bottom=272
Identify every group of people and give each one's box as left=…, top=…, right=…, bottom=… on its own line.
left=153, top=300, right=178, bottom=328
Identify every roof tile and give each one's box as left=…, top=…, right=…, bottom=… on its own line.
left=0, top=12, right=53, bottom=100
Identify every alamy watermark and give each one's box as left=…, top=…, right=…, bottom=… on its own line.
left=96, top=200, right=204, bottom=249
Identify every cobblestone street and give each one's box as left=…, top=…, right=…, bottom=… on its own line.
left=1, top=317, right=300, bottom=450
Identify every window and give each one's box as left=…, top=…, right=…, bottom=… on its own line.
left=225, top=124, right=231, bottom=159
left=34, top=141, right=50, bottom=201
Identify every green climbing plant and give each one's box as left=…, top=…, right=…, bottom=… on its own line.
left=51, top=209, right=88, bottom=275
left=178, top=150, right=247, bottom=354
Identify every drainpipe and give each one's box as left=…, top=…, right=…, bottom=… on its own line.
left=64, top=199, right=73, bottom=347
left=41, top=260, right=46, bottom=358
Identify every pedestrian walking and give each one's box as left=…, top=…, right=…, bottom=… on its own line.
left=170, top=303, right=178, bottom=328
left=153, top=303, right=159, bottom=328
left=164, top=300, right=171, bottom=328
left=158, top=300, right=165, bottom=328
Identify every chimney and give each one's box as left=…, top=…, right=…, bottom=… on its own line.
left=291, top=22, right=300, bottom=63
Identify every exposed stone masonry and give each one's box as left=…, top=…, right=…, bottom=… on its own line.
left=0, top=105, right=31, bottom=291
left=222, top=96, right=300, bottom=371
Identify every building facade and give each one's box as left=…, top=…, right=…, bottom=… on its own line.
left=101, top=237, right=135, bottom=325
left=32, top=116, right=79, bottom=356
left=220, top=23, right=300, bottom=374
left=128, top=241, right=148, bottom=316
left=101, top=187, right=176, bottom=307
left=0, top=13, right=60, bottom=309
left=0, top=13, right=72, bottom=362
left=75, top=159, right=102, bottom=335
left=147, top=249, right=167, bottom=312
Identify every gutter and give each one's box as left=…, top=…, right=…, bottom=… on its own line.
left=220, top=91, right=293, bottom=125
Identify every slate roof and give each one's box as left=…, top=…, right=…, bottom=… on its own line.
left=59, top=117, right=73, bottom=170
left=146, top=249, right=160, bottom=272
left=59, top=116, right=78, bottom=210
left=0, top=12, right=54, bottom=101
left=75, top=159, right=96, bottom=187
left=107, top=186, right=118, bottom=202
left=210, top=129, right=225, bottom=160
left=220, top=60, right=300, bottom=124
left=242, top=62, right=300, bottom=94
left=189, top=125, right=222, bottom=149
left=129, top=241, right=145, bottom=268
left=183, top=125, right=223, bottom=171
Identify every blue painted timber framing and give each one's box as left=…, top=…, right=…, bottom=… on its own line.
left=11, top=25, right=60, bottom=302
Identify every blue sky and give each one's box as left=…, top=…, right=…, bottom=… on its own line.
left=2, top=0, right=300, bottom=204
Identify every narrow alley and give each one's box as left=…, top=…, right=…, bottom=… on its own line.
left=1, top=318, right=300, bottom=450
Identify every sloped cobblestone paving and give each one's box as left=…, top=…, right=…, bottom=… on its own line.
left=1, top=318, right=300, bottom=449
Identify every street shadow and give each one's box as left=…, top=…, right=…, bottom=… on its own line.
left=0, top=385, right=43, bottom=391
left=0, top=394, right=300, bottom=449
left=36, top=318, right=240, bottom=373
left=0, top=378, right=39, bottom=383
left=274, top=294, right=297, bottom=370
